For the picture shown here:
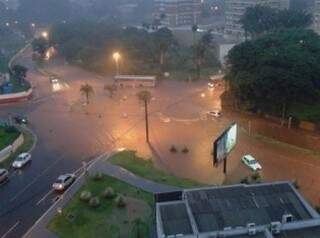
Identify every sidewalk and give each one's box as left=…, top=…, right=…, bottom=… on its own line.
left=23, top=152, right=179, bottom=238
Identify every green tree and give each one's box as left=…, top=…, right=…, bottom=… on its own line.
left=32, top=38, right=49, bottom=58
left=80, top=83, right=94, bottom=105
left=240, top=6, right=312, bottom=39
left=226, top=29, right=320, bottom=120
left=137, top=90, right=152, bottom=143
left=11, top=65, right=28, bottom=84
left=153, top=28, right=175, bottom=71
left=191, top=24, right=198, bottom=46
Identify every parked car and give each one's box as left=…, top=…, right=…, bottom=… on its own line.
left=52, top=174, right=76, bottom=191
left=12, top=153, right=32, bottom=169
left=242, top=155, right=262, bottom=171
left=13, top=115, right=28, bottom=125
left=207, top=110, right=222, bottom=118
left=0, top=169, right=9, bottom=183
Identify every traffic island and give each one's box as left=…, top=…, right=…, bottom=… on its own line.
left=48, top=175, right=153, bottom=238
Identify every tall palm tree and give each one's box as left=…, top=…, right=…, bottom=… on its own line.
left=80, top=83, right=94, bottom=104
left=137, top=90, right=152, bottom=143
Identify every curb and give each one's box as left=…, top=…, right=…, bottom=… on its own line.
left=22, top=152, right=108, bottom=238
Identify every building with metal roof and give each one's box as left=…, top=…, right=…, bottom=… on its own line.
left=156, top=182, right=320, bottom=238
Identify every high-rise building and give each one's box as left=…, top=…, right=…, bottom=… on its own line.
left=225, top=0, right=289, bottom=38
left=314, top=0, right=320, bottom=33
left=154, top=0, right=202, bottom=27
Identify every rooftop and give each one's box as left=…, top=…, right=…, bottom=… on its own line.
left=156, top=182, right=320, bottom=238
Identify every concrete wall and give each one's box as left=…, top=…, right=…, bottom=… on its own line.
left=0, top=88, right=32, bottom=104
left=0, top=133, right=24, bottom=163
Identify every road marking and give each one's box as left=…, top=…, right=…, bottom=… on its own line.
left=10, top=156, right=65, bottom=203
left=1, top=221, right=20, bottom=238
left=36, top=189, right=54, bottom=206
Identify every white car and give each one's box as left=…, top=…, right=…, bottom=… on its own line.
left=49, top=77, right=59, bottom=84
left=208, top=82, right=215, bottom=88
left=207, top=110, right=222, bottom=118
left=12, top=153, right=32, bottom=169
left=52, top=174, right=76, bottom=191
left=242, top=155, right=262, bottom=171
left=0, top=169, right=9, bottom=183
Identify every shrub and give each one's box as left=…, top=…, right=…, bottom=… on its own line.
left=102, top=187, right=116, bottom=199
left=5, top=126, right=18, bottom=134
left=89, top=197, right=100, bottom=208
left=92, top=172, right=104, bottom=181
left=240, top=177, right=249, bottom=184
left=293, top=179, right=300, bottom=189
left=251, top=172, right=261, bottom=182
left=79, top=190, right=92, bottom=202
left=115, top=195, right=126, bottom=208
left=181, top=147, right=189, bottom=153
left=170, top=145, right=177, bottom=153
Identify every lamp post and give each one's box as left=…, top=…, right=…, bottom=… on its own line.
left=113, top=52, right=121, bottom=75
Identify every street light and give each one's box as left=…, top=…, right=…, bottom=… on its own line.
left=41, top=31, right=48, bottom=39
left=112, top=52, right=121, bottom=75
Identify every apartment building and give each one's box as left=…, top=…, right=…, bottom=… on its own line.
left=154, top=0, right=202, bottom=27
left=225, top=0, right=289, bottom=38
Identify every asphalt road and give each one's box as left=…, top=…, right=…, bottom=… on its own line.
left=0, top=51, right=115, bottom=238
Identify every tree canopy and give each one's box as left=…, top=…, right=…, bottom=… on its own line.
left=240, top=6, right=312, bottom=38
left=226, top=29, right=320, bottom=118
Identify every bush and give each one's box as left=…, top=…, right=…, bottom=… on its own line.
left=240, top=177, right=249, bottom=184
left=4, top=126, right=18, bottom=134
left=170, top=145, right=177, bottom=153
left=115, top=195, right=126, bottom=208
left=92, top=172, right=104, bottom=181
left=102, top=187, right=116, bottom=199
left=79, top=190, right=92, bottom=202
left=251, top=172, right=261, bottom=182
left=181, top=147, right=189, bottom=154
left=89, top=197, right=100, bottom=208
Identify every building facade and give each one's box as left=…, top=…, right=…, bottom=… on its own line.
left=154, top=0, right=202, bottom=27
left=225, top=0, right=289, bottom=38
left=314, top=0, right=320, bottom=34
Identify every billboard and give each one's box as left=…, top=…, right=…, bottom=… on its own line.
left=213, top=123, right=237, bottom=165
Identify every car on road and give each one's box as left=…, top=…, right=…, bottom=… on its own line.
left=12, top=153, right=32, bottom=169
left=0, top=169, right=9, bottom=183
left=13, top=115, right=28, bottom=125
left=52, top=174, right=76, bottom=191
left=49, top=76, right=59, bottom=84
left=207, top=110, right=222, bottom=118
left=242, top=155, right=262, bottom=171
left=208, top=82, right=215, bottom=88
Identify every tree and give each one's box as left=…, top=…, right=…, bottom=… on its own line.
left=153, top=28, right=175, bottom=71
left=191, top=24, right=198, bottom=46
left=104, top=84, right=116, bottom=98
left=32, top=38, right=49, bottom=58
left=80, top=83, right=94, bottom=104
left=240, top=6, right=312, bottom=39
left=11, top=65, right=28, bottom=84
left=194, top=32, right=212, bottom=80
left=137, top=90, right=152, bottom=143
left=226, top=29, right=320, bottom=120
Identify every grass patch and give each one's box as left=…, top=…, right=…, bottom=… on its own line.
left=0, top=129, right=35, bottom=168
left=110, top=150, right=206, bottom=188
left=0, top=126, right=20, bottom=151
left=48, top=175, right=154, bottom=238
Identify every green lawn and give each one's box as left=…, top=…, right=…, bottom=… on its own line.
left=0, top=126, right=20, bottom=151
left=110, top=151, right=206, bottom=188
left=0, top=129, right=35, bottom=168
left=48, top=175, right=154, bottom=238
